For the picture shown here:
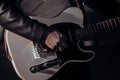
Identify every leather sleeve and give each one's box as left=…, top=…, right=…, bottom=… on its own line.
left=0, top=0, right=47, bottom=43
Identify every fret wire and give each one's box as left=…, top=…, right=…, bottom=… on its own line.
left=85, top=26, right=90, bottom=40
left=117, top=17, right=120, bottom=24
left=76, top=29, right=82, bottom=40
left=108, top=19, right=114, bottom=29
left=99, top=22, right=103, bottom=31
left=75, top=29, right=80, bottom=40
left=112, top=18, right=117, bottom=29
left=107, top=20, right=111, bottom=30
left=86, top=25, right=91, bottom=36
left=87, top=25, right=93, bottom=38
left=105, top=20, right=110, bottom=30
left=101, top=21, right=106, bottom=31
left=77, top=29, right=82, bottom=40
left=81, top=29, right=85, bottom=40
left=92, top=24, right=97, bottom=33
left=95, top=23, right=100, bottom=32
left=89, top=23, right=103, bottom=38
left=89, top=24, right=95, bottom=35
left=81, top=28, right=85, bottom=40
left=82, top=27, right=87, bottom=39
left=115, top=17, right=120, bottom=28
left=74, top=30, right=79, bottom=40
left=94, top=23, right=101, bottom=33
left=95, top=23, right=99, bottom=33
left=88, top=24, right=99, bottom=39
left=83, top=28, right=88, bottom=40
left=84, top=26, right=89, bottom=38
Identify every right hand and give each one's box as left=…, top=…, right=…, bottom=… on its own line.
left=44, top=30, right=67, bottom=51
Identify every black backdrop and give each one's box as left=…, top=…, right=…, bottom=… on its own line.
left=83, top=0, right=120, bottom=80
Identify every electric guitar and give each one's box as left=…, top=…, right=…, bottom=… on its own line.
left=4, top=7, right=120, bottom=80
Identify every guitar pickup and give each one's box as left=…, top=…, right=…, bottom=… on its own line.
left=30, top=58, right=61, bottom=73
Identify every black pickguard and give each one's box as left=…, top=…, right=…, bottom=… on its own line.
left=49, top=23, right=95, bottom=65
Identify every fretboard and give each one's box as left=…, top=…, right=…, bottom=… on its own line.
left=74, top=16, right=120, bottom=41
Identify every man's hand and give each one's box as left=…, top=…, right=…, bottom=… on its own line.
left=45, top=30, right=67, bottom=51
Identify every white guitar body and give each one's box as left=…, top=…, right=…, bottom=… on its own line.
left=4, top=7, right=88, bottom=80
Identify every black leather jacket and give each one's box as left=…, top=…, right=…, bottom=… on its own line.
left=0, top=0, right=47, bottom=43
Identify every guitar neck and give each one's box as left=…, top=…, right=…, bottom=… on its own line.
left=74, top=16, right=120, bottom=41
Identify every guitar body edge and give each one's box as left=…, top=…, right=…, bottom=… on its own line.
left=5, top=30, right=59, bottom=80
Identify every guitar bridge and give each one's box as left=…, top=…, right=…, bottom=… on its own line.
left=32, top=43, right=49, bottom=59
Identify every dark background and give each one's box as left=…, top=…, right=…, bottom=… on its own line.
left=83, top=0, right=120, bottom=80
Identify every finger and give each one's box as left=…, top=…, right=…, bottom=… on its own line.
left=45, top=36, right=58, bottom=49
left=55, top=40, right=67, bottom=51
left=56, top=44, right=65, bottom=51
left=45, top=38, right=54, bottom=49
